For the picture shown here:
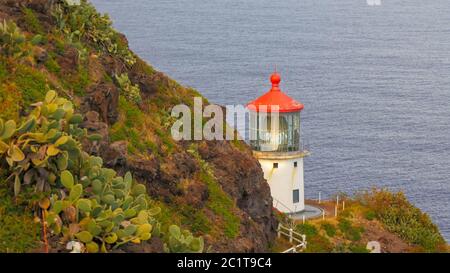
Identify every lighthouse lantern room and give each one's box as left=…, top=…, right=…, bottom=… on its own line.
left=247, top=72, right=309, bottom=214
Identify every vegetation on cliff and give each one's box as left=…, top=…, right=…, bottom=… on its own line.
left=0, top=0, right=277, bottom=252
left=273, top=189, right=448, bottom=253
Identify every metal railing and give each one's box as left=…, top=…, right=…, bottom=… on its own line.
left=273, top=197, right=307, bottom=253
left=277, top=223, right=307, bottom=253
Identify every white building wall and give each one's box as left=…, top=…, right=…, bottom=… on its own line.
left=258, top=157, right=305, bottom=213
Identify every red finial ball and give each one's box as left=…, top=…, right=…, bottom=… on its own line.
left=270, top=72, right=281, bottom=85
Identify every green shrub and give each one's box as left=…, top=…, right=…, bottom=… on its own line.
left=349, top=243, right=370, bottom=253
left=0, top=20, right=26, bottom=58
left=45, top=55, right=61, bottom=74
left=22, top=8, right=44, bottom=34
left=296, top=223, right=318, bottom=238
left=164, top=225, right=204, bottom=253
left=115, top=73, right=142, bottom=104
left=321, top=222, right=337, bottom=238
left=364, top=210, right=376, bottom=221
left=180, top=206, right=211, bottom=234
left=358, top=189, right=446, bottom=252
left=11, top=65, right=48, bottom=107
left=0, top=91, right=201, bottom=252
left=0, top=188, right=40, bottom=253
left=188, top=145, right=240, bottom=239
left=52, top=0, right=135, bottom=66
left=304, top=234, right=333, bottom=253
left=338, top=218, right=362, bottom=242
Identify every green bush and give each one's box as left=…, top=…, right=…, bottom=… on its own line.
left=0, top=188, right=40, bottom=253
left=338, top=218, right=362, bottom=242
left=321, top=222, right=337, bottom=238
left=296, top=223, right=318, bottom=238
left=115, top=73, right=142, bottom=104
left=0, top=20, right=26, bottom=58
left=22, top=8, right=44, bottom=35
left=188, top=145, right=240, bottom=239
left=304, top=234, right=333, bottom=253
left=0, top=91, right=202, bottom=253
left=364, top=210, right=376, bottom=221
left=358, top=189, right=446, bottom=252
left=52, top=0, right=135, bottom=66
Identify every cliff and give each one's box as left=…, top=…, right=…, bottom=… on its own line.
left=0, top=0, right=277, bottom=252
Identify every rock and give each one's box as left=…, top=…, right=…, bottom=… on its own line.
left=33, top=46, right=47, bottom=64
left=103, top=140, right=128, bottom=167
left=197, top=140, right=278, bottom=252
left=121, top=237, right=165, bottom=253
left=80, top=111, right=109, bottom=155
left=58, top=46, right=79, bottom=75
left=129, top=58, right=170, bottom=96
left=83, top=82, right=119, bottom=124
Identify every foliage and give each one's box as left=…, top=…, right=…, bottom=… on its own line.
left=364, top=209, right=376, bottom=221
left=52, top=0, right=136, bottom=66
left=0, top=82, right=22, bottom=122
left=357, top=189, right=446, bottom=252
left=296, top=223, right=318, bottom=238
left=115, top=73, right=142, bottom=104
left=164, top=225, right=204, bottom=253
left=320, top=222, right=337, bottom=238
left=337, top=218, right=362, bottom=242
left=0, top=20, right=26, bottom=58
left=109, top=97, right=147, bottom=154
left=188, top=144, right=241, bottom=238
left=22, top=8, right=44, bottom=35
left=303, top=233, right=333, bottom=253
left=0, top=188, right=40, bottom=253
left=0, top=91, right=185, bottom=252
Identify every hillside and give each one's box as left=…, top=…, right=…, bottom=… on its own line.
left=0, top=0, right=448, bottom=254
left=272, top=189, right=448, bottom=253
left=0, top=0, right=277, bottom=252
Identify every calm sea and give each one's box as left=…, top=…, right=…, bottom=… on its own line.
left=91, top=0, right=450, bottom=242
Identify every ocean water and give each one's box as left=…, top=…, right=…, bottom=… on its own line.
left=91, top=0, right=450, bottom=242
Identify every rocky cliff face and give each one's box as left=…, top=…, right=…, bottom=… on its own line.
left=0, top=0, right=277, bottom=252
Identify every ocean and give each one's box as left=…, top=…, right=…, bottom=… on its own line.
left=91, top=0, right=450, bottom=242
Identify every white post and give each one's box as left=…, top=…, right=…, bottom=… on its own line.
left=277, top=223, right=281, bottom=238
left=289, top=228, right=293, bottom=243
left=322, top=210, right=325, bottom=220
left=318, top=192, right=321, bottom=204
left=302, top=215, right=305, bottom=224
left=335, top=205, right=338, bottom=217
left=336, top=195, right=339, bottom=206
left=342, top=201, right=345, bottom=211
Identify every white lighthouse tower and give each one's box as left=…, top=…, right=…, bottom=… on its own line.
left=247, top=72, right=309, bottom=213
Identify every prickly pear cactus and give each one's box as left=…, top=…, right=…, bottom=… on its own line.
left=164, top=225, right=204, bottom=253
left=0, top=91, right=174, bottom=253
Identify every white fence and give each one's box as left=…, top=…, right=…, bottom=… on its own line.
left=277, top=223, right=307, bottom=253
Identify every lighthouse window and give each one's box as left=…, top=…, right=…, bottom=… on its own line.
left=273, top=163, right=278, bottom=168
left=294, top=161, right=297, bottom=167
left=293, top=190, right=300, bottom=203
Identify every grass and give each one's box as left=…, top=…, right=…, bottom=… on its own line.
left=200, top=170, right=240, bottom=239
left=187, top=144, right=241, bottom=239
left=320, top=222, right=337, bottom=238
left=22, top=8, right=44, bottom=35
left=0, top=187, right=40, bottom=253
left=44, top=54, right=61, bottom=74
left=179, top=205, right=211, bottom=234
left=9, top=64, right=48, bottom=107
left=338, top=217, right=362, bottom=242
left=109, top=96, right=149, bottom=154
left=357, top=189, right=446, bottom=252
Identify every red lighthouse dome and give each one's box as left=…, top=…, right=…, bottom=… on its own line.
left=247, top=72, right=304, bottom=113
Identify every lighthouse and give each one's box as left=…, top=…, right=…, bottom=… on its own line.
left=247, top=72, right=309, bottom=214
